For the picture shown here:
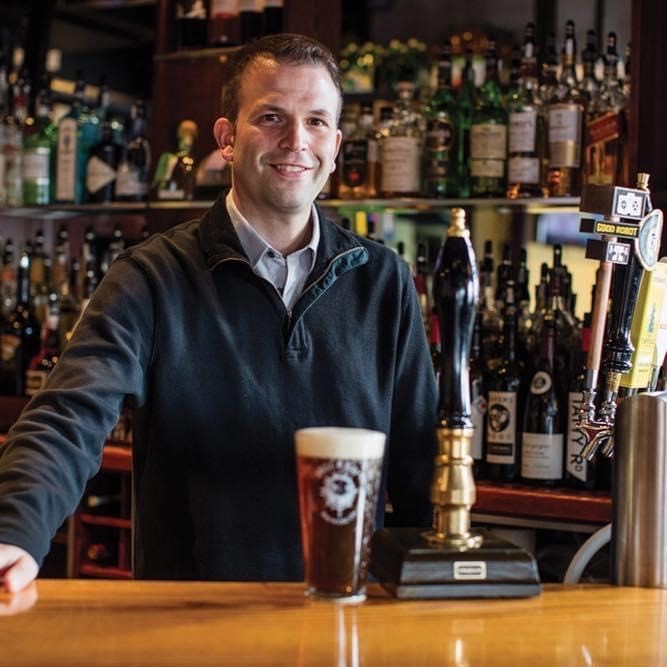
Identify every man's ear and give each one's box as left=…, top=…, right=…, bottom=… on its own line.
left=213, top=117, right=235, bottom=162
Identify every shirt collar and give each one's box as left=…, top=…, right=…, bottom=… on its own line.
left=225, top=190, right=320, bottom=271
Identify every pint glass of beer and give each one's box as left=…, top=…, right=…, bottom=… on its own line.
left=295, top=427, right=386, bottom=602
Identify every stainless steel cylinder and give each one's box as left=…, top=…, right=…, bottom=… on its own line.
left=613, top=392, right=667, bottom=587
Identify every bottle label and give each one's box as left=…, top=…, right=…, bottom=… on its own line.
left=567, top=391, right=588, bottom=482
left=211, top=0, right=240, bottom=17
left=509, top=110, right=537, bottom=153
left=548, top=104, right=582, bottom=167
left=508, top=156, right=539, bottom=184
left=470, top=123, right=507, bottom=160
left=115, top=164, right=148, bottom=197
left=23, top=147, right=51, bottom=183
left=56, top=118, right=78, bottom=201
left=25, top=369, right=48, bottom=396
left=342, top=139, right=369, bottom=187
left=86, top=156, right=116, bottom=194
left=521, top=432, right=564, bottom=480
left=486, top=390, right=517, bottom=463
left=471, top=380, right=487, bottom=461
left=425, top=117, right=454, bottom=152
left=529, top=370, right=553, bottom=394
left=585, top=111, right=622, bottom=186
left=381, top=136, right=420, bottom=193
left=471, top=158, right=504, bottom=178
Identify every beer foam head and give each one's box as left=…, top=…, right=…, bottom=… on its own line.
left=295, top=427, right=386, bottom=460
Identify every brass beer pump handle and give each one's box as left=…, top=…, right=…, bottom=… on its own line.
left=426, top=208, right=481, bottom=549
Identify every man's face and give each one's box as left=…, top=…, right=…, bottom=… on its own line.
left=215, top=58, right=342, bottom=222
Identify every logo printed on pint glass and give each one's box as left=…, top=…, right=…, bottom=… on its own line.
left=317, top=460, right=361, bottom=526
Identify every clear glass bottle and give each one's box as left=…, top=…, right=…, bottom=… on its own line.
left=470, top=36, right=508, bottom=197
left=422, top=40, right=455, bottom=198
left=546, top=21, right=585, bottom=197
left=507, top=23, right=546, bottom=198
left=381, top=80, right=422, bottom=197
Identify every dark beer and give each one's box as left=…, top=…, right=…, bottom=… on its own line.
left=295, top=428, right=385, bottom=601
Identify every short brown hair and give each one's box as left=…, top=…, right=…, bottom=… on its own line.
left=221, top=33, right=343, bottom=124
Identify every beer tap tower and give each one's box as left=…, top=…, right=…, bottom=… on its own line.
left=369, top=209, right=541, bottom=599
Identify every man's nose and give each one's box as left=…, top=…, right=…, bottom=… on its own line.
left=279, top=120, right=308, bottom=151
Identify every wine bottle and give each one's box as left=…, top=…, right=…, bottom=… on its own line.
left=470, top=311, right=487, bottom=478
left=521, top=315, right=565, bottom=485
left=0, top=250, right=41, bottom=396
left=485, top=282, right=522, bottom=482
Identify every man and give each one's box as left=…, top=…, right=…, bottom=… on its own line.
left=0, top=34, right=437, bottom=593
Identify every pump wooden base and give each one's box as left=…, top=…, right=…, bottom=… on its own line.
left=370, top=527, right=541, bottom=599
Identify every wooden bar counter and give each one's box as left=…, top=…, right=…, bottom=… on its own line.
left=2, top=580, right=667, bottom=665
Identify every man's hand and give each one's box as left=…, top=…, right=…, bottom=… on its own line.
left=0, top=545, right=39, bottom=593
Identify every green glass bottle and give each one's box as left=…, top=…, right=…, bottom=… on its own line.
left=422, top=40, right=455, bottom=198
left=450, top=48, right=476, bottom=198
left=471, top=36, right=508, bottom=197
left=22, top=79, right=56, bottom=206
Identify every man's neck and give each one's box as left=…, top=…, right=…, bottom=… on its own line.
left=230, top=190, right=313, bottom=256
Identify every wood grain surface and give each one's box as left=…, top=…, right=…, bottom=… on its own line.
left=1, top=580, right=666, bottom=666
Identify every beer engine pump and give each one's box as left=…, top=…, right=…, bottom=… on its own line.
left=369, top=208, right=540, bottom=599
left=576, top=174, right=664, bottom=460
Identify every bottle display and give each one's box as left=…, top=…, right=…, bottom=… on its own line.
left=115, top=100, right=151, bottom=202
left=152, top=120, right=198, bottom=201
left=86, top=122, right=121, bottom=204
left=340, top=105, right=377, bottom=199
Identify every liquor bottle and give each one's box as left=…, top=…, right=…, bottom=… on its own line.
left=566, top=312, right=597, bottom=489
left=485, top=283, right=523, bottom=482
left=374, top=105, right=393, bottom=196
left=516, top=246, right=532, bottom=337
left=263, top=0, right=283, bottom=35
left=414, top=242, right=430, bottom=334
left=86, top=121, right=121, bottom=203
left=25, top=311, right=60, bottom=396
left=340, top=105, right=377, bottom=199
left=422, top=40, right=455, bottom=198
left=450, top=49, right=476, bottom=198
left=470, top=36, right=507, bottom=197
left=30, top=229, right=49, bottom=326
left=521, top=315, right=565, bottom=485
left=580, top=29, right=599, bottom=104
left=479, top=239, right=500, bottom=366
left=176, top=0, right=209, bottom=49
left=239, top=0, right=264, bottom=42
left=494, top=243, right=514, bottom=311
left=538, top=33, right=559, bottom=107
left=584, top=32, right=628, bottom=187
left=470, top=311, right=487, bottom=478
left=56, top=71, right=100, bottom=204
left=1, top=238, right=16, bottom=317
left=115, top=99, right=151, bottom=202
left=208, top=0, right=240, bottom=46
left=545, top=21, right=585, bottom=197
left=152, top=120, right=198, bottom=201
left=507, top=23, right=545, bottom=199
left=381, top=79, right=422, bottom=197
left=1, top=62, right=24, bottom=207
left=0, top=250, right=41, bottom=396
left=22, top=79, right=56, bottom=206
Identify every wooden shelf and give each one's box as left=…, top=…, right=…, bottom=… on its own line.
left=101, top=445, right=132, bottom=473
left=474, top=481, right=611, bottom=525
left=79, top=514, right=132, bottom=530
left=79, top=564, right=133, bottom=579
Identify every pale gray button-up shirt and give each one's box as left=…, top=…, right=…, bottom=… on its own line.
left=226, top=191, right=320, bottom=313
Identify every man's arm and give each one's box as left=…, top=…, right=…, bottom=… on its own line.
left=386, top=262, right=439, bottom=527
left=0, top=255, right=155, bottom=585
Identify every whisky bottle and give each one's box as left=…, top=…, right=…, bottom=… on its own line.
left=470, top=36, right=507, bottom=197
left=381, top=80, right=422, bottom=197
left=86, top=121, right=121, bottom=203
left=507, top=23, right=545, bottom=198
left=546, top=21, right=585, bottom=197
left=422, top=40, right=455, bottom=198
left=340, top=105, right=378, bottom=199
left=584, top=32, right=627, bottom=187
left=152, top=120, right=198, bottom=201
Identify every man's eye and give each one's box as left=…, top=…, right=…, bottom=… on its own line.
left=309, top=118, right=327, bottom=127
left=261, top=114, right=281, bottom=123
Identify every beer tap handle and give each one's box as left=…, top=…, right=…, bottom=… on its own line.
left=432, top=208, right=479, bottom=429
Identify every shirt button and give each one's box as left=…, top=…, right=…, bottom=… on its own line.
left=267, top=251, right=275, bottom=258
